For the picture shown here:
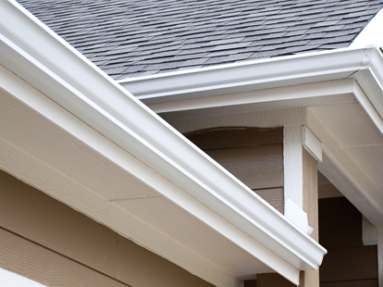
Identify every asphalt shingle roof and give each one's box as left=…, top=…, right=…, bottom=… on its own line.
left=18, top=0, right=383, bottom=80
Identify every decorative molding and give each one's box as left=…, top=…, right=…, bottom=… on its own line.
left=284, top=126, right=304, bottom=210
left=302, top=126, right=322, bottom=162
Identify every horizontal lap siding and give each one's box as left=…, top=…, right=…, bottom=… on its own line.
left=0, top=170, right=213, bottom=287
left=320, top=280, right=378, bottom=287
left=319, top=197, right=378, bottom=287
left=0, top=227, right=128, bottom=287
left=187, top=127, right=284, bottom=213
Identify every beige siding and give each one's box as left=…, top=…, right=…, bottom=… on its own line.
left=319, top=195, right=378, bottom=287
left=187, top=127, right=284, bottom=213
left=0, top=170, right=213, bottom=287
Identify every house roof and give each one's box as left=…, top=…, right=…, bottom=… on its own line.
left=18, top=0, right=383, bottom=80
left=0, top=1, right=329, bottom=285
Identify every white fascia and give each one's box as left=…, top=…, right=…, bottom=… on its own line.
left=119, top=47, right=373, bottom=104
left=0, top=0, right=326, bottom=284
left=119, top=46, right=383, bottom=138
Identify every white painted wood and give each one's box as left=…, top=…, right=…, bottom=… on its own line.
left=147, top=80, right=355, bottom=113
left=352, top=82, right=383, bottom=141
left=302, top=126, right=322, bottom=162
left=0, top=135, right=238, bottom=287
left=118, top=47, right=371, bottom=101
left=308, top=108, right=383, bottom=226
left=0, top=267, right=48, bottom=287
left=378, top=227, right=383, bottom=287
left=284, top=126, right=304, bottom=210
left=363, top=216, right=378, bottom=246
left=0, top=65, right=326, bottom=284
left=285, top=199, right=310, bottom=235
left=350, top=7, right=383, bottom=49
left=0, top=2, right=330, bottom=282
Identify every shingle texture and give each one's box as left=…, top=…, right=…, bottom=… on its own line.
left=18, top=0, right=383, bottom=80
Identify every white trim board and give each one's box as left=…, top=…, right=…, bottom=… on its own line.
left=308, top=108, right=383, bottom=226
left=148, top=79, right=356, bottom=114
left=119, top=47, right=376, bottom=105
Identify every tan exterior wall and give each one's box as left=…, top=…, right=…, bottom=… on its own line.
left=187, top=127, right=284, bottom=213
left=0, top=169, right=213, bottom=287
left=319, top=195, right=378, bottom=286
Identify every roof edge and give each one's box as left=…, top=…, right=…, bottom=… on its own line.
left=119, top=47, right=373, bottom=104
left=0, top=0, right=327, bottom=283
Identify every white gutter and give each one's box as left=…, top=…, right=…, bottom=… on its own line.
left=119, top=47, right=377, bottom=104
left=119, top=45, right=383, bottom=135
left=0, top=0, right=326, bottom=285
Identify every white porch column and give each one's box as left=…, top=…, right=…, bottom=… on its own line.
left=284, top=126, right=322, bottom=287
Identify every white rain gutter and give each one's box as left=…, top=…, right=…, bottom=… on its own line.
left=119, top=45, right=383, bottom=136
left=119, top=46, right=383, bottom=111
left=0, top=0, right=326, bottom=285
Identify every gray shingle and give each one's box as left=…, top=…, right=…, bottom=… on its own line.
left=18, top=0, right=383, bottom=79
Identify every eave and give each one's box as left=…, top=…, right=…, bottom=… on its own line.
left=0, top=1, right=326, bottom=285
left=119, top=47, right=383, bottom=115
left=119, top=43, right=383, bottom=229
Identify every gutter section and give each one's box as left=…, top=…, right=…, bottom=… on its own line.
left=119, top=44, right=383, bottom=137
left=119, top=48, right=371, bottom=104
left=0, top=0, right=327, bottom=284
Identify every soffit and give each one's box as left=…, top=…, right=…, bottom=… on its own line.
left=310, top=103, right=383, bottom=192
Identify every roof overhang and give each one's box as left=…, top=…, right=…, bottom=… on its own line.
left=0, top=1, right=326, bottom=286
left=119, top=43, right=383, bottom=229
left=119, top=46, right=383, bottom=116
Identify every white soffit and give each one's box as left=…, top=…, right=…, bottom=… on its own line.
left=0, top=0, right=327, bottom=285
left=308, top=103, right=383, bottom=226
left=350, top=7, right=383, bottom=49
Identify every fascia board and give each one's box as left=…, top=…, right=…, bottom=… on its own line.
left=353, top=49, right=383, bottom=125
left=120, top=46, right=383, bottom=140
left=119, top=48, right=368, bottom=104
left=0, top=0, right=327, bottom=282
left=148, top=79, right=356, bottom=114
